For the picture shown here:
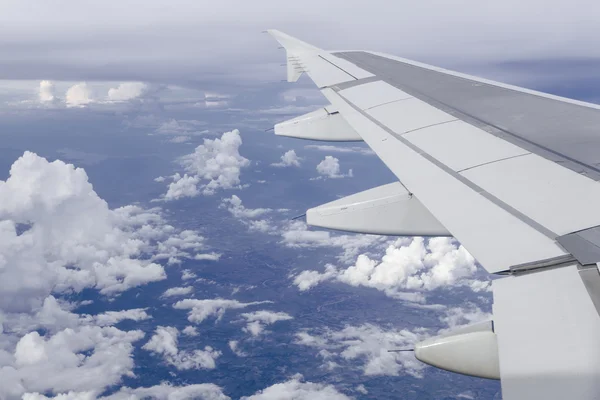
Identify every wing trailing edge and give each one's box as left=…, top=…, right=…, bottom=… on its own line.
left=274, top=106, right=362, bottom=141
left=306, top=182, right=450, bottom=236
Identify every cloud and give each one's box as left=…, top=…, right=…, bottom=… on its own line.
left=142, top=326, right=221, bottom=370
left=0, top=154, right=220, bottom=399
left=204, top=92, right=230, bottom=108
left=315, top=156, right=352, bottom=179
left=221, top=195, right=271, bottom=219
left=293, top=265, right=338, bottom=292
left=173, top=298, right=272, bottom=324
left=304, top=145, right=374, bottom=156
left=107, top=82, right=147, bottom=101
left=170, top=135, right=191, bottom=143
left=280, top=220, right=386, bottom=263
left=101, top=382, right=230, bottom=400
left=194, top=252, right=222, bottom=261
left=271, top=150, right=302, bottom=167
left=1, top=0, right=599, bottom=89
left=39, top=80, right=55, bottom=102
left=181, top=269, right=197, bottom=280
left=228, top=340, right=247, bottom=357
left=93, top=308, right=151, bottom=326
left=182, top=326, right=199, bottom=336
left=1, top=326, right=144, bottom=399
left=291, top=237, right=490, bottom=298
left=163, top=130, right=250, bottom=199
left=356, top=385, right=368, bottom=395
left=439, top=303, right=492, bottom=330
left=155, top=119, right=208, bottom=137
left=295, top=324, right=426, bottom=378
left=220, top=195, right=275, bottom=233
left=0, top=152, right=201, bottom=313
left=163, top=173, right=200, bottom=200
left=161, top=286, right=194, bottom=298
left=239, top=310, right=293, bottom=337
left=241, top=374, right=351, bottom=400
left=65, top=83, right=92, bottom=107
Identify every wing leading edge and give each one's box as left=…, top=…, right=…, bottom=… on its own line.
left=266, top=29, right=600, bottom=399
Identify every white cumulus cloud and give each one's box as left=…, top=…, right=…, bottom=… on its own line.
left=173, top=298, right=272, bottom=324
left=221, top=195, right=271, bottom=219
left=107, top=82, right=147, bottom=102
left=281, top=220, right=386, bottom=263
left=194, top=252, right=222, bottom=261
left=179, top=129, right=250, bottom=195
left=0, top=152, right=219, bottom=399
left=241, top=374, right=351, bottom=400
left=65, top=83, right=92, bottom=107
left=440, top=303, right=492, bottom=330
left=101, top=382, right=230, bottom=400
left=182, top=326, right=199, bottom=337
left=291, top=237, right=489, bottom=298
left=142, top=326, right=221, bottom=370
left=239, top=310, right=293, bottom=337
left=161, top=286, right=194, bottom=298
left=271, top=150, right=302, bottom=167
left=228, top=340, right=246, bottom=357
left=163, top=130, right=250, bottom=199
left=39, top=80, right=55, bottom=102
left=1, top=326, right=144, bottom=399
left=93, top=308, right=151, bottom=327
left=0, top=152, right=188, bottom=312
left=163, top=173, right=200, bottom=201
left=0, top=151, right=215, bottom=400
left=315, top=156, right=352, bottom=179
left=295, top=324, right=426, bottom=378
left=181, top=270, right=197, bottom=280
left=220, top=195, right=276, bottom=233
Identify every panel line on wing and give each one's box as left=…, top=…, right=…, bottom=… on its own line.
left=332, top=86, right=559, bottom=241
left=399, top=119, right=460, bottom=136
left=365, top=96, right=414, bottom=110
left=318, top=55, right=358, bottom=80
left=456, top=152, right=532, bottom=174
left=333, top=76, right=381, bottom=91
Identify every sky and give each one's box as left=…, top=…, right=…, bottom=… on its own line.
left=0, top=1, right=599, bottom=399
left=1, top=0, right=600, bottom=89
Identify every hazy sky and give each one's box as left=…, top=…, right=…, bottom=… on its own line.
left=1, top=0, right=599, bottom=86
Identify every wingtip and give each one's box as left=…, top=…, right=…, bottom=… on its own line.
left=265, top=30, right=320, bottom=52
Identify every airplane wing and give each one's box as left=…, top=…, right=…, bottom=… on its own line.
left=267, top=30, right=600, bottom=399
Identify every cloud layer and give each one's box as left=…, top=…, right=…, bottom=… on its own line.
left=0, top=152, right=220, bottom=399
left=1, top=0, right=599, bottom=86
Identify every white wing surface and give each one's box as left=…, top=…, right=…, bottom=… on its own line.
left=267, top=30, right=600, bottom=399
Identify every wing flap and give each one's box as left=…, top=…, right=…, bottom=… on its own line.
left=306, top=182, right=450, bottom=236
left=274, top=107, right=362, bottom=141
left=493, top=264, right=600, bottom=398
